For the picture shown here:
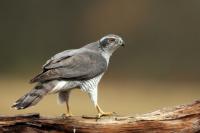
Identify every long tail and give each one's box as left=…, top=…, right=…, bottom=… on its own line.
left=12, top=83, right=53, bottom=110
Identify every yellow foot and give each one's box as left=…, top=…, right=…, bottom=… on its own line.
left=61, top=113, right=73, bottom=118
left=97, top=112, right=115, bottom=118
left=66, top=113, right=73, bottom=117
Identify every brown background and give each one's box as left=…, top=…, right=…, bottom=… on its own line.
left=0, top=0, right=200, bottom=116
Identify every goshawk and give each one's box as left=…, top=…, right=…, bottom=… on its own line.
left=12, top=34, right=125, bottom=117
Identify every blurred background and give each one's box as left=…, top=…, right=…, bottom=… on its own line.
left=1, top=0, right=200, bottom=116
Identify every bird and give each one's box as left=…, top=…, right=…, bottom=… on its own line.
left=12, top=34, right=125, bottom=117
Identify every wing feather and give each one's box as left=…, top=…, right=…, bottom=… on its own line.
left=30, top=50, right=107, bottom=83
left=42, top=49, right=77, bottom=69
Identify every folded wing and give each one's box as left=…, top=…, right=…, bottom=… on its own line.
left=30, top=50, right=107, bottom=83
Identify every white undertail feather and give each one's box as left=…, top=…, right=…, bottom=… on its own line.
left=50, top=81, right=67, bottom=93
left=55, top=80, right=81, bottom=104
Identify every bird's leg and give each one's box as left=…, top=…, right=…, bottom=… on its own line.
left=59, top=91, right=73, bottom=117
left=88, top=88, right=114, bottom=118
left=65, top=101, right=73, bottom=117
left=96, top=104, right=113, bottom=118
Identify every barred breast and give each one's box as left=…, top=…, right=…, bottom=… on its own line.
left=80, top=73, right=104, bottom=92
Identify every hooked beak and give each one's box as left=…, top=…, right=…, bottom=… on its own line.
left=120, top=40, right=125, bottom=47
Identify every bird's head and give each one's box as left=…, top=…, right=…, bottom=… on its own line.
left=99, top=34, right=125, bottom=54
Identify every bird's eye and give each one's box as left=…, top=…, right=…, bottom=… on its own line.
left=108, top=38, right=115, bottom=43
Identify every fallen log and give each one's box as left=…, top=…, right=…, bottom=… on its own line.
left=1, top=100, right=200, bottom=133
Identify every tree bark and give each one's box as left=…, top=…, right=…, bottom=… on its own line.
left=1, top=100, right=200, bottom=133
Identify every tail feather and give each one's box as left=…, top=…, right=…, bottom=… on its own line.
left=12, top=83, right=51, bottom=110
left=30, top=72, right=44, bottom=83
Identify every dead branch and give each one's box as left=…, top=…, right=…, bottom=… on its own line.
left=1, top=100, right=200, bottom=133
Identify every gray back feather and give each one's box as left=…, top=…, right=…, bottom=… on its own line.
left=31, top=42, right=107, bottom=83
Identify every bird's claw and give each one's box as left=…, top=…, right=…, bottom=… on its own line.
left=61, top=113, right=73, bottom=119
left=97, top=112, right=115, bottom=118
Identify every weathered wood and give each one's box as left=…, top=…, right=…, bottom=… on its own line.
left=1, top=100, right=200, bottom=133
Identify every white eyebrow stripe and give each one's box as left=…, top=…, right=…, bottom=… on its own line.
left=100, top=36, right=107, bottom=42
left=100, top=36, right=118, bottom=42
